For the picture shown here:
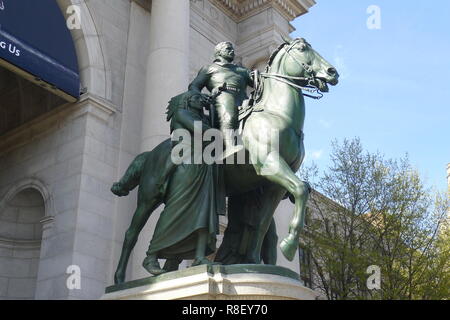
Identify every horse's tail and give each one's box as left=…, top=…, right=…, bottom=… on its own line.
left=111, top=152, right=151, bottom=197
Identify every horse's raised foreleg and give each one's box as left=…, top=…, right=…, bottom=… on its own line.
left=114, top=197, right=161, bottom=284
left=255, top=151, right=310, bottom=261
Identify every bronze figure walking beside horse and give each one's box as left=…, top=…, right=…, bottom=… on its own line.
left=111, top=38, right=339, bottom=284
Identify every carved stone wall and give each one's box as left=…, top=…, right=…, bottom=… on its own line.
left=0, top=68, right=65, bottom=136
left=211, top=0, right=316, bottom=22
left=189, top=0, right=315, bottom=72
left=0, top=188, right=44, bottom=299
left=190, top=0, right=239, bottom=79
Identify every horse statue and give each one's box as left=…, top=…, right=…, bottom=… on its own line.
left=111, top=38, right=339, bottom=284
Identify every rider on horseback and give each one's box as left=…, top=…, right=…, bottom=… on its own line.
left=189, top=42, right=254, bottom=160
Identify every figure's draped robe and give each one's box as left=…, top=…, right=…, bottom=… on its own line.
left=146, top=125, right=225, bottom=260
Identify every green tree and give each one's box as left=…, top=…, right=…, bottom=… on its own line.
left=300, top=138, right=449, bottom=300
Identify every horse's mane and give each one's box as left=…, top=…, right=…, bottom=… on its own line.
left=247, top=42, right=290, bottom=104
left=252, top=39, right=305, bottom=104
left=265, top=42, right=289, bottom=73
left=264, top=38, right=309, bottom=73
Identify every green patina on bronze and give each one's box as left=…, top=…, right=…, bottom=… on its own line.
left=112, top=90, right=225, bottom=280
left=111, top=38, right=339, bottom=285
left=105, top=264, right=301, bottom=294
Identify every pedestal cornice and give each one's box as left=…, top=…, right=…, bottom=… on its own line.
left=0, top=94, right=117, bottom=156
left=211, top=0, right=316, bottom=22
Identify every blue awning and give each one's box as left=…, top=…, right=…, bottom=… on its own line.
left=0, top=0, right=80, bottom=102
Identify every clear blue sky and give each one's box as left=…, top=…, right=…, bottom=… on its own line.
left=291, top=0, right=450, bottom=192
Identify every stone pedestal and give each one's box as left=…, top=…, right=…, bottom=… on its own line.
left=101, top=265, right=318, bottom=300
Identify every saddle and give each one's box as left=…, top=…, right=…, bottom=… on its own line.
left=237, top=100, right=258, bottom=134
left=237, top=70, right=264, bottom=134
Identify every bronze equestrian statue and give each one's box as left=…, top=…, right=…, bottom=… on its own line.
left=111, top=38, right=339, bottom=284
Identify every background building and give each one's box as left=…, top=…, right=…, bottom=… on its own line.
left=447, top=164, right=450, bottom=190
left=0, top=0, right=316, bottom=299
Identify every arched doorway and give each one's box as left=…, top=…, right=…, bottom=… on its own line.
left=0, top=188, right=45, bottom=299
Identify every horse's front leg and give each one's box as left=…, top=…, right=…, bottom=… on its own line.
left=252, top=150, right=310, bottom=261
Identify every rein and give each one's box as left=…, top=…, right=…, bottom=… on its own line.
left=259, top=72, right=324, bottom=100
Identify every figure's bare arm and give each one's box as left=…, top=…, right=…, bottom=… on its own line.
left=174, top=109, right=211, bottom=134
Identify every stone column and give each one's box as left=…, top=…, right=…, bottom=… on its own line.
left=141, top=0, right=190, bottom=151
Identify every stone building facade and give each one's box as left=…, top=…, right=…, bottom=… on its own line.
left=0, top=0, right=316, bottom=299
left=447, top=164, right=450, bottom=190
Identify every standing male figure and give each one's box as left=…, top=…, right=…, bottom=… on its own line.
left=189, top=42, right=253, bottom=159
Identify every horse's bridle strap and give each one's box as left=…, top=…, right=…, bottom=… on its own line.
left=260, top=72, right=312, bottom=82
left=260, top=72, right=323, bottom=100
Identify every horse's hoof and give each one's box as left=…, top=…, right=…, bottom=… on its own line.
left=280, top=234, right=298, bottom=261
left=111, top=182, right=129, bottom=197
left=114, top=271, right=125, bottom=285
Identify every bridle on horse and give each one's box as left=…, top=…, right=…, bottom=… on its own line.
left=257, top=40, right=324, bottom=100
left=237, top=40, right=327, bottom=134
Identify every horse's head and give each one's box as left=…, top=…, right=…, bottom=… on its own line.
left=282, top=38, right=339, bottom=92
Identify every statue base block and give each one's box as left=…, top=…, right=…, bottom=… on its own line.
left=101, top=264, right=318, bottom=300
